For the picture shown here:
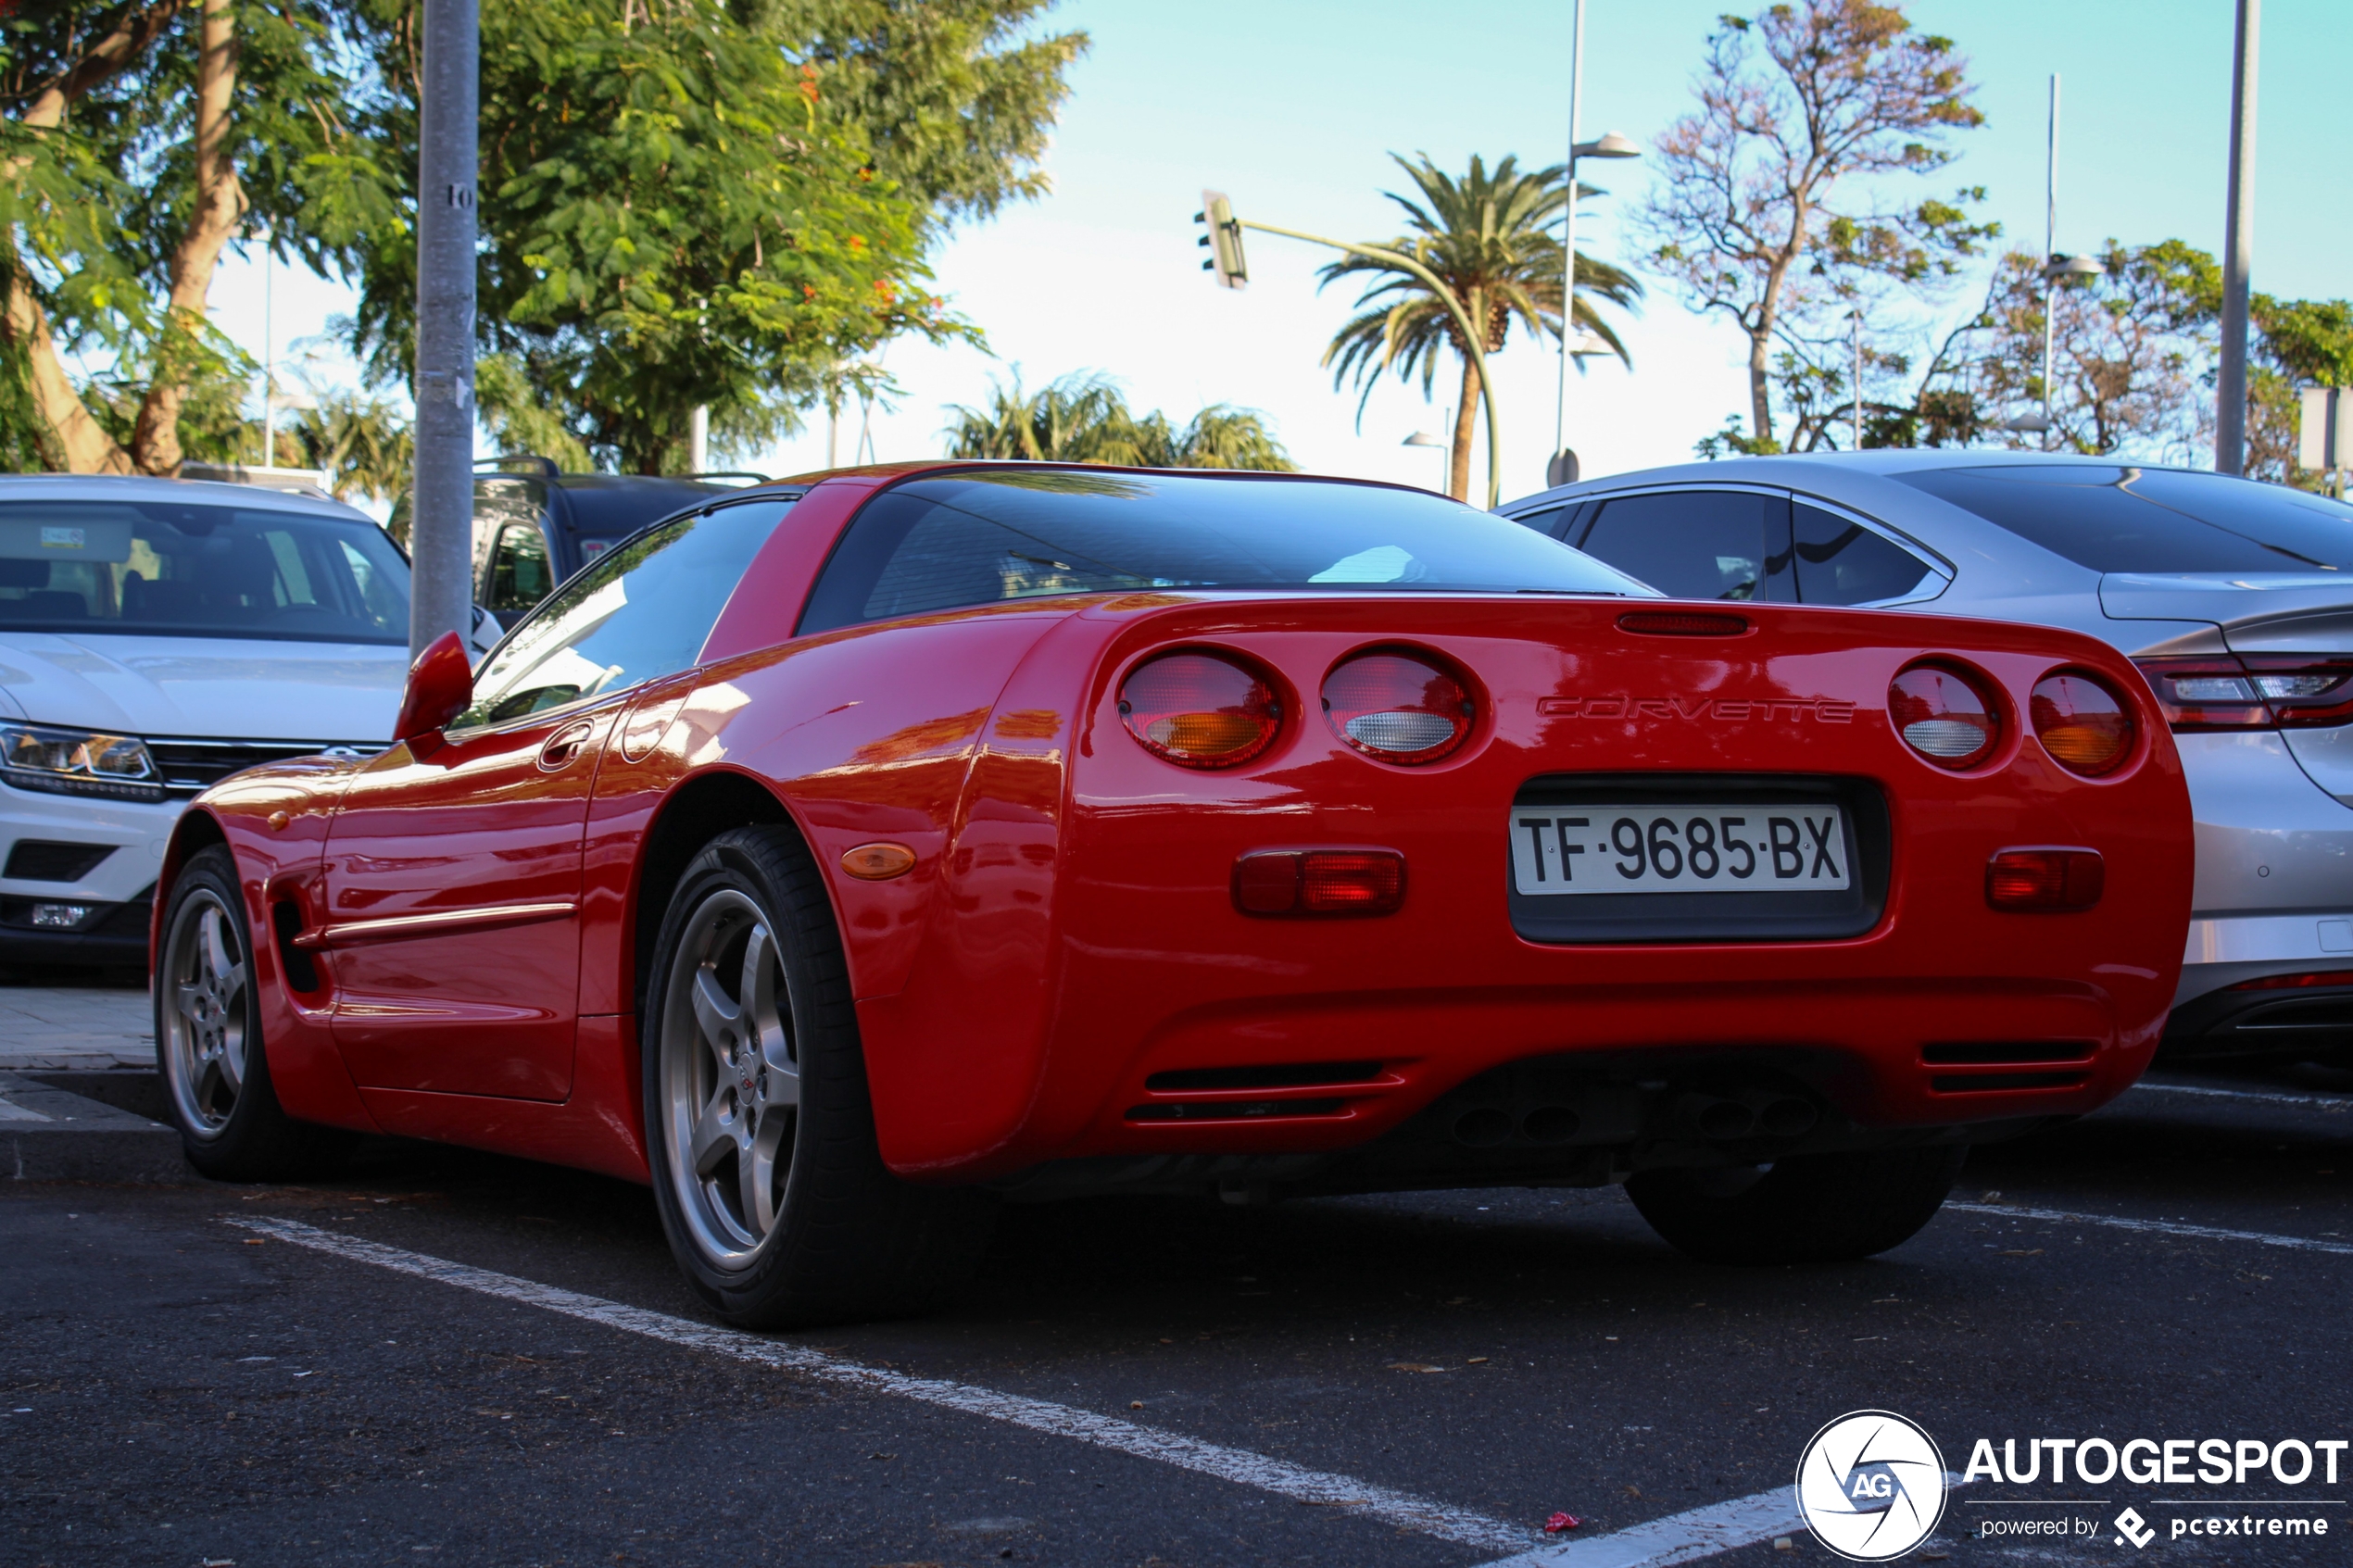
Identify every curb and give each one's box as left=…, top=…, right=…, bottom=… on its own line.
left=1, top=1070, right=195, bottom=1185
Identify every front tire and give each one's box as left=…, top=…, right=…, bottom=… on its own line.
left=643, top=825, right=993, bottom=1328
left=1628, top=1146, right=1966, bottom=1265
left=155, top=845, right=351, bottom=1180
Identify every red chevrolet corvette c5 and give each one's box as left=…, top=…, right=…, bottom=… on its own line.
left=153, top=464, right=2194, bottom=1325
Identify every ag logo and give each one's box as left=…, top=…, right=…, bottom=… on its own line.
left=1794, top=1410, right=1948, bottom=1562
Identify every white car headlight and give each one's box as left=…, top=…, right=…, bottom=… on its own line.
left=0, top=722, right=163, bottom=801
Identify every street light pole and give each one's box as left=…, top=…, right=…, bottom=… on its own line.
left=1554, top=0, right=1586, bottom=482
left=2040, top=73, right=2058, bottom=453
left=409, top=0, right=480, bottom=659
left=2216, top=0, right=2260, bottom=475
left=1234, top=216, right=1506, bottom=508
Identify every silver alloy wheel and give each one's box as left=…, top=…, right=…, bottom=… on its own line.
left=160, top=889, right=248, bottom=1138
left=660, top=887, right=800, bottom=1268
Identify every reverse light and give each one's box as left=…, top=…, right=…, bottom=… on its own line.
left=1118, top=651, right=1281, bottom=769
left=1322, top=650, right=1473, bottom=763
left=2030, top=672, right=2135, bottom=777
left=1889, top=664, right=2001, bottom=769
left=1233, top=849, right=1405, bottom=917
left=0, top=721, right=162, bottom=801
left=1986, top=848, right=2105, bottom=911
left=2133, top=655, right=2353, bottom=731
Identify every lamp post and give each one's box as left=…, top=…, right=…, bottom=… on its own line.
left=409, top=0, right=480, bottom=659
left=1403, top=426, right=1449, bottom=493
left=1551, top=0, right=1640, bottom=489
left=2216, top=0, right=2259, bottom=474
left=2005, top=75, right=2105, bottom=448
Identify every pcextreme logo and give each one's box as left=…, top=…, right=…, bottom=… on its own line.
left=1795, top=1411, right=1949, bottom=1562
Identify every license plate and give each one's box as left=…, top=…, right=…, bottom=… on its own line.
left=1508, top=805, right=1851, bottom=896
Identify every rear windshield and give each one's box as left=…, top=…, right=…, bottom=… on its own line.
left=1893, top=466, right=2353, bottom=574
left=799, top=469, right=1648, bottom=633
left=0, top=499, right=409, bottom=643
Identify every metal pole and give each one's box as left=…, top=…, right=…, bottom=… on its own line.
left=409, top=0, right=480, bottom=659
left=1851, top=310, right=1862, bottom=448
left=688, top=406, right=710, bottom=472
left=1241, top=218, right=1505, bottom=508
left=2217, top=0, right=2259, bottom=475
left=2040, top=74, right=2057, bottom=453
left=1554, top=0, right=1585, bottom=474
left=259, top=229, right=273, bottom=468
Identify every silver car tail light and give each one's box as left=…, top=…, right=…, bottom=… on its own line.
left=2133, top=655, right=2353, bottom=731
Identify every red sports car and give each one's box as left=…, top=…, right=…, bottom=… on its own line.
left=154, top=464, right=2194, bottom=1326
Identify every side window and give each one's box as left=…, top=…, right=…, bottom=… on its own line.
left=455, top=498, right=793, bottom=729
left=1576, top=491, right=1789, bottom=602
left=1792, top=504, right=1935, bottom=605
left=1509, top=507, right=1566, bottom=540
left=484, top=523, right=554, bottom=621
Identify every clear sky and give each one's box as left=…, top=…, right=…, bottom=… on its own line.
left=204, top=0, right=2349, bottom=507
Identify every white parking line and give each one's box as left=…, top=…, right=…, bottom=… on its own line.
left=1476, top=1486, right=1803, bottom=1568
left=1946, top=1202, right=2353, bottom=1257
left=229, top=1216, right=1536, bottom=1553
left=2130, top=1081, right=2353, bottom=1111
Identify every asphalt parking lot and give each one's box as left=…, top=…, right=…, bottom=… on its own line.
left=6, top=986, right=2351, bottom=1568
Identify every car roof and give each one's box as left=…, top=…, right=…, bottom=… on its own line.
left=1503, top=448, right=2237, bottom=513
left=0, top=472, right=378, bottom=523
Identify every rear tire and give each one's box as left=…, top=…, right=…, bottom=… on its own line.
left=155, top=845, right=352, bottom=1181
left=1628, top=1146, right=1966, bottom=1265
left=643, top=824, right=994, bottom=1328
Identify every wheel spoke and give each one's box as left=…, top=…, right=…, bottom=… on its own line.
left=195, top=1054, right=224, bottom=1113
left=689, top=1087, right=735, bottom=1179
left=217, top=1032, right=245, bottom=1094
left=218, top=960, right=245, bottom=1005
left=199, top=906, right=235, bottom=985
left=747, top=1109, right=789, bottom=1236
left=736, top=1128, right=774, bottom=1238
left=742, top=922, right=799, bottom=1105
left=691, top=965, right=741, bottom=1065
left=173, top=982, right=206, bottom=1028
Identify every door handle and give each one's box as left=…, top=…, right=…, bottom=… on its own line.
left=537, top=721, right=597, bottom=771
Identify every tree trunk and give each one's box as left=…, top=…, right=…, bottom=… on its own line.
left=0, top=0, right=182, bottom=472
left=1, top=273, right=134, bottom=471
left=1449, top=354, right=1479, bottom=502
left=129, top=0, right=244, bottom=474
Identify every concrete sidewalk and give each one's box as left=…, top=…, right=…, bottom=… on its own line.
left=0, top=985, right=154, bottom=1072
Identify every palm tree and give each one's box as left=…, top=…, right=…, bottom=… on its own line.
left=942, top=371, right=1295, bottom=470
left=1321, top=154, right=1641, bottom=500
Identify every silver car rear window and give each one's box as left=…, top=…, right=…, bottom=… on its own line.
left=1894, top=466, right=2353, bottom=574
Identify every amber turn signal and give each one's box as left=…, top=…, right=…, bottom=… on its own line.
left=1985, top=847, right=2103, bottom=911
left=841, top=842, right=917, bottom=881
left=1233, top=849, right=1405, bottom=917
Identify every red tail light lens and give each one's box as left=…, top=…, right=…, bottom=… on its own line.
left=1986, top=848, right=2105, bottom=911
left=1322, top=651, right=1473, bottom=763
left=2229, top=969, right=2353, bottom=991
left=2134, top=654, right=2353, bottom=731
left=1233, top=849, right=1405, bottom=916
left=2031, top=672, right=2134, bottom=776
left=1889, top=664, right=2000, bottom=768
left=1119, top=651, right=1281, bottom=768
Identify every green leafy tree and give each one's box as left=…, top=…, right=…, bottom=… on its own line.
left=1637, top=0, right=1996, bottom=454
left=2, top=0, right=396, bottom=471
left=1318, top=153, right=1638, bottom=501
left=285, top=382, right=415, bottom=510
left=941, top=370, right=1293, bottom=470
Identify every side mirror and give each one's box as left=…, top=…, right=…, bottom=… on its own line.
left=392, top=630, right=474, bottom=745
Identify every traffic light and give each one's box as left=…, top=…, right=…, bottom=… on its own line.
left=1195, top=191, right=1248, bottom=290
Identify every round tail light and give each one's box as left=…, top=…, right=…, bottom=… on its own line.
left=2032, top=672, right=2134, bottom=776
left=1322, top=651, right=1473, bottom=764
left=1889, top=664, right=2000, bottom=768
left=1118, top=651, right=1281, bottom=768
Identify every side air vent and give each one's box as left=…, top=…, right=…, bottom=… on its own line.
left=1126, top=1099, right=1347, bottom=1123
left=1920, top=1040, right=2097, bottom=1066
left=1143, top=1060, right=1387, bottom=1092
left=3, top=840, right=116, bottom=882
